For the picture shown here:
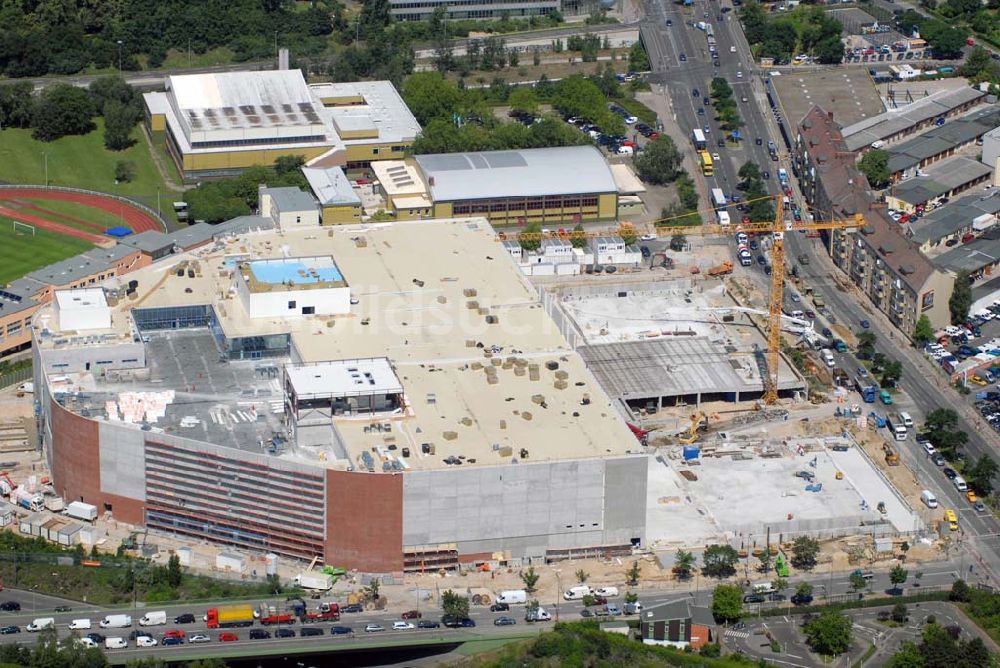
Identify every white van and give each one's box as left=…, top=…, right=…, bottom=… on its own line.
left=921, top=490, right=938, bottom=508
left=68, top=619, right=91, bottom=630
left=900, top=412, right=914, bottom=428
left=105, top=637, right=127, bottom=649
left=594, top=586, right=619, bottom=597
left=563, top=585, right=593, bottom=600
left=822, top=350, right=836, bottom=367
left=752, top=582, right=777, bottom=594
left=26, top=618, right=54, bottom=632
left=954, top=476, right=968, bottom=492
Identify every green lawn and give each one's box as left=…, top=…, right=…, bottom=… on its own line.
left=0, top=224, right=94, bottom=284
left=160, top=46, right=237, bottom=70
left=0, top=120, right=170, bottom=201
left=17, top=198, right=126, bottom=232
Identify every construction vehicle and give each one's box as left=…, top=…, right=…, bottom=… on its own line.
left=627, top=423, right=649, bottom=445
left=204, top=605, right=256, bottom=629
left=677, top=413, right=708, bottom=445
left=883, top=443, right=899, bottom=466
left=258, top=604, right=296, bottom=626
left=868, top=411, right=886, bottom=428
left=707, top=261, right=733, bottom=277
left=11, top=488, right=43, bottom=512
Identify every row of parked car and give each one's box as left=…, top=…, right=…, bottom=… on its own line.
left=564, top=114, right=637, bottom=156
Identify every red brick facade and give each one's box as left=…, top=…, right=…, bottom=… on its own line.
left=325, top=469, right=403, bottom=572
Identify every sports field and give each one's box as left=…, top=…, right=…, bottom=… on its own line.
left=9, top=198, right=125, bottom=232
left=0, top=223, right=93, bottom=285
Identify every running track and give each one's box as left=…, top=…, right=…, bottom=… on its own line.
left=0, top=188, right=163, bottom=244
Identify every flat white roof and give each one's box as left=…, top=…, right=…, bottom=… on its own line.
left=55, top=288, right=107, bottom=310
left=310, top=81, right=422, bottom=146
left=302, top=166, right=362, bottom=207
left=286, top=358, right=403, bottom=398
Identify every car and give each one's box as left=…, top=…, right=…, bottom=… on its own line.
left=790, top=293, right=800, bottom=302
left=275, top=628, right=296, bottom=638
left=331, top=626, right=354, bottom=635
left=494, top=616, right=517, bottom=626
left=164, top=629, right=186, bottom=639
left=804, top=310, right=815, bottom=319
left=77, top=637, right=98, bottom=648
left=365, top=624, right=385, bottom=633
left=762, top=170, right=770, bottom=179
left=300, top=627, right=324, bottom=637
left=0, top=601, right=20, bottom=611
left=923, top=441, right=936, bottom=455
left=757, top=255, right=766, bottom=266
left=743, top=594, right=766, bottom=603
left=666, top=18, right=672, bottom=25
left=692, top=88, right=700, bottom=98
left=401, top=610, right=422, bottom=619
left=714, top=59, right=720, bottom=67
left=756, top=137, right=763, bottom=145
left=136, top=636, right=158, bottom=647
left=879, top=390, right=893, bottom=405
left=968, top=490, right=979, bottom=503
left=698, top=107, right=705, bottom=115
left=703, top=125, right=711, bottom=134
left=712, top=152, right=720, bottom=161
left=418, top=620, right=441, bottom=628
left=218, top=632, right=239, bottom=642
left=857, top=367, right=868, bottom=378
left=791, top=593, right=814, bottom=606
left=129, top=630, right=153, bottom=640
left=162, top=636, right=184, bottom=646
left=490, top=602, right=510, bottom=612
left=679, top=53, right=686, bottom=61
left=640, top=246, right=651, bottom=259
left=944, top=467, right=958, bottom=480
left=975, top=501, right=987, bottom=513
left=342, top=603, right=363, bottom=613
left=173, top=613, right=196, bottom=624
left=249, top=629, right=271, bottom=640
left=860, top=320, right=871, bottom=329
left=0, top=626, right=20, bottom=635
left=392, top=621, right=415, bottom=631
left=581, top=609, right=594, bottom=618
left=736, top=71, right=743, bottom=78
left=749, top=239, right=759, bottom=250
left=189, top=634, right=211, bottom=644
left=86, top=633, right=105, bottom=643
left=822, top=327, right=833, bottom=338
left=54, top=606, right=71, bottom=612
left=606, top=605, right=622, bottom=616
left=769, top=593, right=787, bottom=601
left=932, top=454, right=946, bottom=467
left=717, top=138, right=725, bottom=147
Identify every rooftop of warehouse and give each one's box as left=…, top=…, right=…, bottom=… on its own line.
left=885, top=105, right=1000, bottom=174
left=309, top=80, right=422, bottom=146
left=934, top=227, right=1000, bottom=273
left=907, top=188, right=1000, bottom=245
left=842, top=86, right=985, bottom=152
left=414, top=146, right=618, bottom=202
left=39, top=218, right=638, bottom=470
left=890, top=156, right=992, bottom=204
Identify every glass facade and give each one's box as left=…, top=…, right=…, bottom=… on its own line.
left=133, top=305, right=290, bottom=360
left=449, top=193, right=602, bottom=224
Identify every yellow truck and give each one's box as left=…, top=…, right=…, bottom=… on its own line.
left=205, top=604, right=256, bottom=628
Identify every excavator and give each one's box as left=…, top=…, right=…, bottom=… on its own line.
left=677, top=412, right=709, bottom=445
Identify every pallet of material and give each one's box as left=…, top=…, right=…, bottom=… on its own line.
left=679, top=470, right=698, bottom=482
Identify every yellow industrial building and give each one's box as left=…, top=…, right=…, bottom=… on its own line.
left=363, top=146, right=619, bottom=225
left=144, top=70, right=421, bottom=181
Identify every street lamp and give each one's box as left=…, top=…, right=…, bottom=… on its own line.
left=116, top=40, right=124, bottom=74
left=554, top=570, right=561, bottom=622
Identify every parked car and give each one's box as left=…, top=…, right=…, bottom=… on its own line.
left=365, top=624, right=385, bottom=633
left=418, top=620, right=441, bottom=629
left=494, top=617, right=517, bottom=626
left=0, top=602, right=20, bottom=612
left=392, top=621, right=415, bottom=631
left=0, top=626, right=20, bottom=635
left=490, top=602, right=510, bottom=612
left=54, top=606, right=71, bottom=613
left=791, top=593, right=813, bottom=606
left=401, top=610, right=421, bottom=620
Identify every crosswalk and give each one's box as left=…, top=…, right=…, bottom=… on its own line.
left=725, top=628, right=750, bottom=639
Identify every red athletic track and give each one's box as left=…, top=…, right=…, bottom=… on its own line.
left=0, top=188, right=163, bottom=238
left=6, top=200, right=107, bottom=232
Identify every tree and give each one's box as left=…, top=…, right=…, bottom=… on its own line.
left=634, top=136, right=683, bottom=185
left=796, top=582, right=814, bottom=598
left=114, top=160, right=136, bottom=184
left=570, top=224, right=587, bottom=249
left=888, top=641, right=925, bottom=668
left=880, top=359, right=903, bottom=388
left=920, top=623, right=957, bottom=667
left=791, top=536, right=820, bottom=570
left=102, top=99, right=139, bottom=150
left=857, top=331, right=877, bottom=360
left=525, top=599, right=540, bottom=620
left=274, top=155, right=306, bottom=175
left=575, top=569, right=589, bottom=584
left=402, top=72, right=463, bottom=125
left=626, top=561, right=641, bottom=586
left=858, top=149, right=890, bottom=189
left=959, top=637, right=991, bottom=666
left=926, top=26, right=968, bottom=59
left=428, top=6, right=454, bottom=72
left=674, top=550, right=696, bottom=579
left=923, top=408, right=968, bottom=458
left=949, top=579, right=972, bottom=602
left=772, top=577, right=788, bottom=594
left=814, top=35, right=845, bottom=64
left=711, top=584, right=743, bottom=623
left=0, top=82, right=35, bottom=129
left=913, top=315, right=935, bottom=346
left=702, top=544, right=739, bottom=579
left=738, top=161, right=762, bottom=184
left=89, top=76, right=136, bottom=114
left=850, top=571, right=867, bottom=592
left=949, top=271, right=972, bottom=325
left=166, top=554, right=182, bottom=588
left=441, top=589, right=469, bottom=619
left=507, top=87, right=539, bottom=116
left=629, top=42, right=649, bottom=70
left=519, top=222, right=542, bottom=252
left=892, top=602, right=909, bottom=623
left=32, top=83, right=95, bottom=141
left=624, top=591, right=639, bottom=604
left=804, top=610, right=852, bottom=656
left=365, top=577, right=380, bottom=601
left=890, top=565, right=909, bottom=591
left=965, top=455, right=998, bottom=496
left=520, top=566, right=540, bottom=592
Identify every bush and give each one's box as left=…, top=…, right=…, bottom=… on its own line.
left=114, top=160, right=136, bottom=183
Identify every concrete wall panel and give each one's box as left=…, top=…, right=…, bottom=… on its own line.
left=98, top=421, right=146, bottom=502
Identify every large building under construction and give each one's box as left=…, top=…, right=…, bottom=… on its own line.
left=36, top=218, right=647, bottom=572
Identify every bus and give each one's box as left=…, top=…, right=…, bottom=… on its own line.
left=711, top=188, right=727, bottom=210
left=692, top=128, right=707, bottom=150
left=700, top=151, right=714, bottom=176
left=886, top=413, right=907, bottom=441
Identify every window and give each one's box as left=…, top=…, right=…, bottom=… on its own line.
left=372, top=148, right=379, bottom=155
left=288, top=301, right=296, bottom=309
left=296, top=216, right=301, bottom=223
left=122, top=358, right=138, bottom=363
left=302, top=306, right=315, bottom=315
left=52, top=363, right=69, bottom=369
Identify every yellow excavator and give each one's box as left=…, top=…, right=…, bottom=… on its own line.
left=677, top=412, right=709, bottom=445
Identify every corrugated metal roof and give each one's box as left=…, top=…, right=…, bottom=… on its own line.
left=414, top=146, right=617, bottom=202
left=302, top=167, right=362, bottom=207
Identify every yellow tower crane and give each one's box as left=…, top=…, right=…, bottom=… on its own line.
left=500, top=196, right=864, bottom=405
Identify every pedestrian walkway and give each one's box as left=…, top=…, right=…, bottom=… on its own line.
left=725, top=628, right=750, bottom=639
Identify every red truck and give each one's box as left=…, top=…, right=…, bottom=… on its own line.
left=302, top=602, right=340, bottom=622
left=259, top=611, right=295, bottom=625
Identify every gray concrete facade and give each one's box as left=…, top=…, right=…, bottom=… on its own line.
left=98, top=421, right=147, bottom=501
left=38, top=341, right=145, bottom=375
left=401, top=456, right=647, bottom=559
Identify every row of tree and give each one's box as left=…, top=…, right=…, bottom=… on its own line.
left=185, top=156, right=309, bottom=224
left=893, top=10, right=969, bottom=60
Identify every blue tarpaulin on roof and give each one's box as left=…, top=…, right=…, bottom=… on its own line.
left=105, top=226, right=133, bottom=238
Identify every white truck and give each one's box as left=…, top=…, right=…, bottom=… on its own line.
left=716, top=210, right=731, bottom=226
left=563, top=585, right=593, bottom=600
left=139, top=611, right=167, bottom=626
left=68, top=619, right=92, bottom=630
left=66, top=501, right=98, bottom=522
left=99, top=614, right=132, bottom=629
left=294, top=572, right=333, bottom=591
left=711, top=188, right=727, bottom=210
left=26, top=618, right=55, bottom=632
left=44, top=497, right=64, bottom=512
left=526, top=606, right=553, bottom=622
left=496, top=590, right=527, bottom=605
